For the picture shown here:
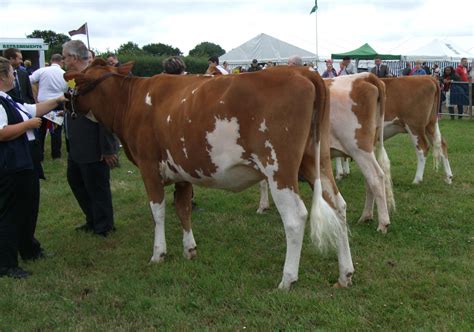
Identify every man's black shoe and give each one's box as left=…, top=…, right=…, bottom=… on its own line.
left=75, top=224, right=93, bottom=233
left=95, top=226, right=116, bottom=238
left=0, top=267, right=31, bottom=279
left=23, top=250, right=54, bottom=261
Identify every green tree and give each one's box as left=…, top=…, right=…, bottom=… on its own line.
left=26, top=30, right=70, bottom=59
left=143, top=43, right=182, bottom=56
left=117, top=41, right=144, bottom=55
left=188, top=42, right=225, bottom=58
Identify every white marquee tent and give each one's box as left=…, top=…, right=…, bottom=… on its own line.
left=219, top=33, right=316, bottom=66
left=402, top=38, right=474, bottom=61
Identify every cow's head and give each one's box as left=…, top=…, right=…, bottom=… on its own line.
left=63, top=58, right=134, bottom=118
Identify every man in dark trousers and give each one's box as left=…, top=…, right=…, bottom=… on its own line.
left=62, top=40, right=119, bottom=237
left=3, top=47, right=46, bottom=261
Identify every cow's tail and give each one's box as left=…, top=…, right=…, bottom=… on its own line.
left=305, top=71, right=343, bottom=253
left=431, top=78, right=442, bottom=170
left=370, top=75, right=395, bottom=211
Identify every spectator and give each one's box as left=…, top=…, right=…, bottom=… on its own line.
left=0, top=56, right=67, bottom=278
left=410, top=60, right=427, bottom=75
left=205, top=56, right=228, bottom=75
left=88, top=50, right=95, bottom=65
left=454, top=57, right=469, bottom=118
left=440, top=66, right=461, bottom=119
left=23, top=60, right=34, bottom=75
left=432, top=63, right=441, bottom=78
left=264, top=61, right=274, bottom=69
left=247, top=59, right=262, bottom=72
left=370, top=56, right=392, bottom=77
left=288, top=55, right=303, bottom=67
left=338, top=56, right=356, bottom=75
left=402, top=62, right=412, bottom=76
left=162, top=56, right=187, bottom=75
left=29, top=54, right=68, bottom=161
left=422, top=62, right=432, bottom=75
left=322, top=59, right=337, bottom=78
left=222, top=61, right=230, bottom=73
left=62, top=40, right=119, bottom=237
left=106, top=53, right=120, bottom=67
left=2, top=48, right=35, bottom=104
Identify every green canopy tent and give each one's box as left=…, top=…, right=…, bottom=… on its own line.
left=331, top=43, right=401, bottom=60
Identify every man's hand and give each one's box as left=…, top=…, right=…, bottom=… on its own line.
left=102, top=154, right=119, bottom=168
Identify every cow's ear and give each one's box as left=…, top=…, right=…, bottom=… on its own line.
left=118, top=61, right=134, bottom=76
left=91, top=58, right=107, bottom=67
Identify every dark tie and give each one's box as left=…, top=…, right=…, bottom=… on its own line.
left=13, top=70, right=22, bottom=100
left=376, top=66, right=380, bottom=76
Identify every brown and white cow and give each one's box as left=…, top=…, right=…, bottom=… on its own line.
left=335, top=75, right=453, bottom=185
left=259, top=73, right=394, bottom=232
left=64, top=59, right=354, bottom=289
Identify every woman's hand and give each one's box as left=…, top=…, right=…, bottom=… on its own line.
left=27, top=117, right=42, bottom=129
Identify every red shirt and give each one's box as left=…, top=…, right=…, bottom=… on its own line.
left=455, top=64, right=468, bottom=82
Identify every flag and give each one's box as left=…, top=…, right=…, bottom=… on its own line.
left=68, top=23, right=87, bottom=36
left=310, top=0, right=318, bottom=14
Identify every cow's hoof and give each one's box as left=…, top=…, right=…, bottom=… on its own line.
left=256, top=206, right=270, bottom=214
left=358, top=214, right=373, bottom=223
left=184, top=247, right=197, bottom=260
left=149, top=252, right=166, bottom=264
left=377, top=224, right=389, bottom=234
left=445, top=176, right=453, bottom=185
left=278, top=278, right=297, bottom=291
left=333, top=272, right=353, bottom=288
left=412, top=178, right=422, bottom=185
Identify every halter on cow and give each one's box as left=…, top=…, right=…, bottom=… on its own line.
left=64, top=59, right=354, bottom=289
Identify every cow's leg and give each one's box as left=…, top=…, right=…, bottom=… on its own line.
left=406, top=126, right=429, bottom=184
left=353, top=153, right=390, bottom=232
left=342, top=158, right=351, bottom=176
left=335, top=157, right=344, bottom=180
left=359, top=178, right=375, bottom=222
left=139, top=164, right=167, bottom=263
left=174, top=182, right=197, bottom=259
left=257, top=180, right=270, bottom=214
left=268, top=182, right=307, bottom=290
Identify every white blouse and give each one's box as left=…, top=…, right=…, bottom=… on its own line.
left=0, top=91, right=37, bottom=141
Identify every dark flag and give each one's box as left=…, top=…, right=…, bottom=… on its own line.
left=68, top=23, right=87, bottom=36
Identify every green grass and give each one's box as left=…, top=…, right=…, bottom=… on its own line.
left=1, top=119, right=473, bottom=330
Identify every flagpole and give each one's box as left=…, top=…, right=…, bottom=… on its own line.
left=85, top=23, right=90, bottom=50
left=315, top=9, right=319, bottom=62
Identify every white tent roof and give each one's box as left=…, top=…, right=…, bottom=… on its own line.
left=402, top=38, right=474, bottom=61
left=219, top=33, right=316, bottom=65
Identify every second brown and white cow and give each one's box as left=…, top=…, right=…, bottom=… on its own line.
left=336, top=75, right=453, bottom=185
left=259, top=73, right=394, bottom=232
left=64, top=60, right=354, bottom=290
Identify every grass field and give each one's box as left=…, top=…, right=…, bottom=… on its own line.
left=0, top=119, right=473, bottom=330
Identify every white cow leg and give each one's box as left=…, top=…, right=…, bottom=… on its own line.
left=413, top=148, right=426, bottom=184
left=182, top=229, right=197, bottom=260
left=271, top=185, right=307, bottom=290
left=150, top=200, right=167, bottom=263
left=342, top=158, right=351, bottom=176
left=359, top=178, right=375, bottom=223
left=334, top=219, right=354, bottom=288
left=335, top=157, right=344, bottom=180
left=257, top=180, right=270, bottom=214
left=441, top=154, right=453, bottom=184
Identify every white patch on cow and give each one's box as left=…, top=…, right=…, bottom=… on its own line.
left=259, top=119, right=267, bottom=132
left=192, top=88, right=198, bottom=95
left=167, top=115, right=171, bottom=123
left=219, top=100, right=225, bottom=104
left=180, top=137, right=185, bottom=142
left=150, top=200, right=166, bottom=263
left=383, top=117, right=406, bottom=140
left=329, top=75, right=362, bottom=156
left=183, top=148, right=188, bottom=159
left=188, top=119, right=192, bottom=123
left=251, top=140, right=279, bottom=184
left=405, top=125, right=425, bottom=184
left=85, top=110, right=98, bottom=122
left=145, top=93, right=152, bottom=106
left=181, top=98, right=186, bottom=103
left=285, top=127, right=288, bottom=131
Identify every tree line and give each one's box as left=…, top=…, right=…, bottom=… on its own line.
left=26, top=30, right=227, bottom=76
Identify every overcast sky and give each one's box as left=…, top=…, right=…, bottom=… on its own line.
left=2, top=0, right=473, bottom=57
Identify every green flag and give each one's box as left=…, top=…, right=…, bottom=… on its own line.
left=310, top=0, right=318, bottom=14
